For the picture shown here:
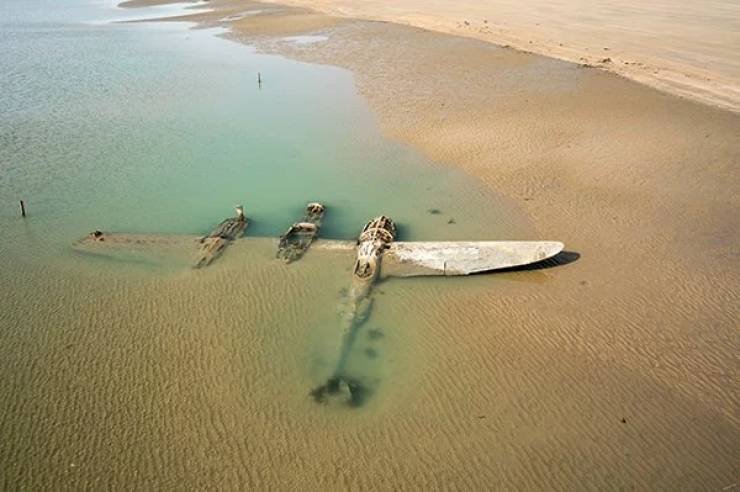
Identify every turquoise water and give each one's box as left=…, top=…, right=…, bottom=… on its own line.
left=0, top=0, right=533, bottom=409
left=0, top=2, right=536, bottom=487
left=1, top=0, right=529, bottom=268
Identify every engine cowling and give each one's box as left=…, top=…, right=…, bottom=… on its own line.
left=352, top=216, right=396, bottom=289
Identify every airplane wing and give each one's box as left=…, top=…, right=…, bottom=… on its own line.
left=72, top=231, right=563, bottom=276
left=73, top=232, right=200, bottom=251
left=71, top=232, right=203, bottom=265
left=72, top=231, right=200, bottom=251
left=71, top=232, right=357, bottom=266
left=381, top=241, right=564, bottom=277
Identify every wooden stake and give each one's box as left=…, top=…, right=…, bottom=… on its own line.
left=257, top=72, right=262, bottom=89
left=20, top=200, right=26, bottom=218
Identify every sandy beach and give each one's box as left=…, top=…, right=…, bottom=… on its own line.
left=261, top=0, right=740, bottom=113
left=4, top=0, right=736, bottom=488
left=124, top=0, right=740, bottom=112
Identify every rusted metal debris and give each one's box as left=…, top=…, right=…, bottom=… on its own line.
left=194, top=205, right=248, bottom=268
left=276, top=202, right=325, bottom=263
left=351, top=215, right=396, bottom=296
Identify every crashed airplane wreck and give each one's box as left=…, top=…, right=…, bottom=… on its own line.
left=74, top=202, right=564, bottom=406
left=277, top=202, right=325, bottom=264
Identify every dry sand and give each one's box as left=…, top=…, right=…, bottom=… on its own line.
left=105, top=0, right=739, bottom=488
left=257, top=0, right=740, bottom=113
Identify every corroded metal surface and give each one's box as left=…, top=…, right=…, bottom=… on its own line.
left=276, top=202, right=325, bottom=263
left=351, top=215, right=396, bottom=294
left=194, top=206, right=248, bottom=268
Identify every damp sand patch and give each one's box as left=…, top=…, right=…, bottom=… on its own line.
left=282, top=34, right=329, bottom=45
left=220, top=10, right=264, bottom=22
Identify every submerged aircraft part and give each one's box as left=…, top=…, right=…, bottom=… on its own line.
left=277, top=202, right=325, bottom=263
left=312, top=216, right=396, bottom=406
left=350, top=216, right=396, bottom=298
left=73, top=205, right=564, bottom=278
left=72, top=204, right=568, bottom=408
left=311, top=287, right=376, bottom=407
left=194, top=205, right=248, bottom=268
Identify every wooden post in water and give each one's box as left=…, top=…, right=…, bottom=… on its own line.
left=257, top=72, right=262, bottom=89
left=20, top=200, right=26, bottom=218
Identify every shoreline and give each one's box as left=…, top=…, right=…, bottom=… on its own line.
left=123, top=0, right=740, bottom=113
left=115, top=0, right=739, bottom=487
left=258, top=0, right=740, bottom=114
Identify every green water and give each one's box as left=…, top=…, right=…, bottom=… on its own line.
left=0, top=2, right=535, bottom=487
left=1, top=0, right=530, bottom=265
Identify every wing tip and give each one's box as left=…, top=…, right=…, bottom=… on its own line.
left=540, top=241, right=565, bottom=262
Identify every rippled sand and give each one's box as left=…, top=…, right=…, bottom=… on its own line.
left=0, top=241, right=553, bottom=489
left=2, top=0, right=738, bottom=489
left=2, top=233, right=737, bottom=489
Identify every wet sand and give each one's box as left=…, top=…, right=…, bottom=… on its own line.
left=6, top=0, right=737, bottom=489
left=124, top=0, right=740, bottom=111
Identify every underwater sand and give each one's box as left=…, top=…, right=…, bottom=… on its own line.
left=1, top=0, right=738, bottom=489
left=1, top=1, right=537, bottom=488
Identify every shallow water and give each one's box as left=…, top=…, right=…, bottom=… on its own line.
left=0, top=1, right=541, bottom=488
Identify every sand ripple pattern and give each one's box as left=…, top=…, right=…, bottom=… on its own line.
left=0, top=237, right=737, bottom=489
left=2, top=2, right=739, bottom=488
